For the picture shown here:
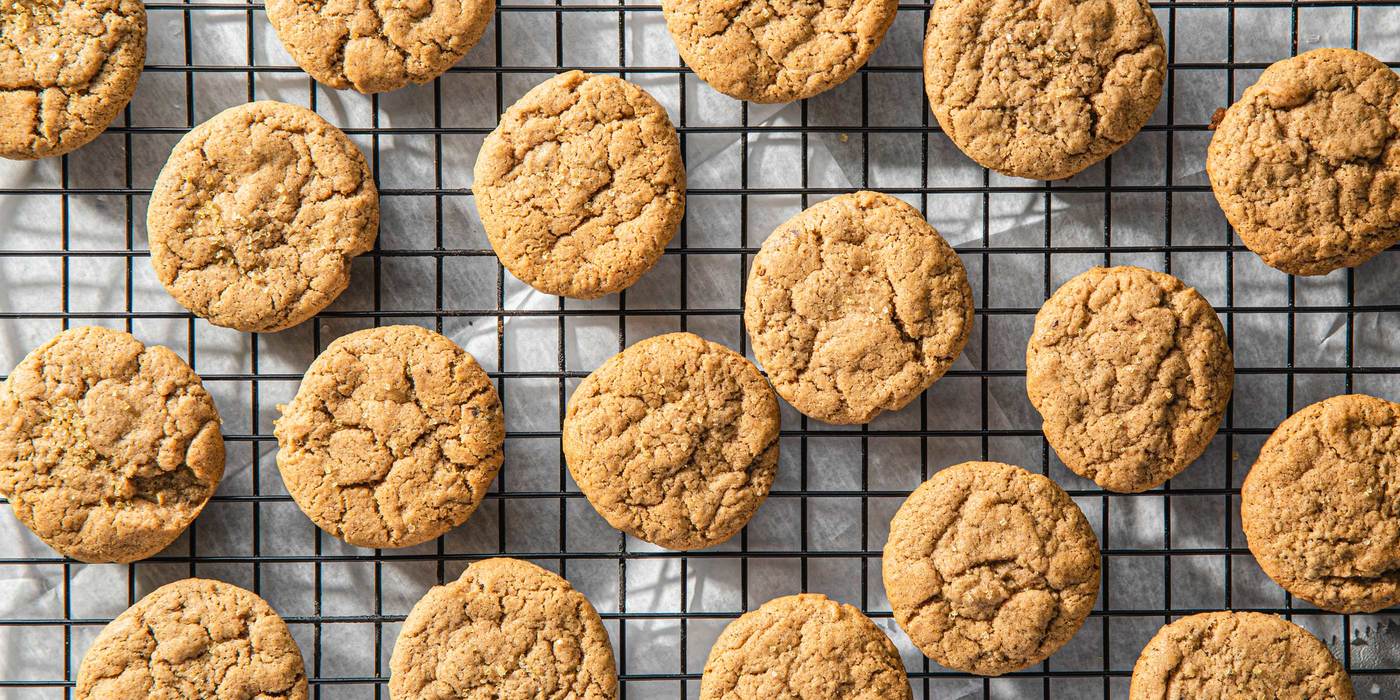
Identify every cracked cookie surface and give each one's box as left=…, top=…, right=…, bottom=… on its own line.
left=274, top=325, right=503, bottom=549
left=389, top=557, right=618, bottom=700
left=76, top=577, right=308, bottom=699
left=1027, top=266, right=1233, bottom=493
left=266, top=0, right=492, bottom=94
left=1129, top=611, right=1353, bottom=699
left=473, top=71, right=685, bottom=299
left=148, top=100, right=379, bottom=333
left=924, top=0, right=1165, bottom=180
left=699, top=593, right=911, bottom=700
left=744, top=191, right=973, bottom=425
left=659, top=0, right=897, bottom=103
left=0, top=326, right=224, bottom=563
left=0, top=0, right=145, bottom=159
left=1208, top=48, right=1400, bottom=275
left=1242, top=394, right=1400, bottom=613
left=563, top=332, right=779, bottom=550
left=882, top=461, right=1100, bottom=676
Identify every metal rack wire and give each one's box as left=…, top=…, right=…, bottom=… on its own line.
left=2, top=0, right=1400, bottom=697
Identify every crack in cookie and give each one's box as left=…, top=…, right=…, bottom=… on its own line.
left=0, top=0, right=145, bottom=159
left=274, top=325, right=504, bottom=549
left=882, top=461, right=1100, bottom=676
left=473, top=71, right=685, bottom=299
left=0, top=327, right=223, bottom=563
left=563, top=332, right=780, bottom=550
left=147, top=101, right=379, bottom=333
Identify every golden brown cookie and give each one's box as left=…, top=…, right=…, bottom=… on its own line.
left=659, top=0, right=897, bottom=103
left=76, top=578, right=308, bottom=699
left=882, top=461, right=1100, bottom=676
left=0, top=0, right=146, bottom=159
left=924, top=0, right=1165, bottom=180
left=148, top=100, right=379, bottom=333
left=473, top=71, right=685, bottom=299
left=274, top=325, right=503, bottom=549
left=563, top=332, right=779, bottom=550
left=1026, top=266, right=1233, bottom=493
left=265, top=0, right=492, bottom=94
left=1208, top=48, right=1400, bottom=275
left=0, top=327, right=224, bottom=563
left=744, top=191, right=973, bottom=425
left=1129, top=611, right=1354, bottom=699
left=1242, top=394, right=1400, bottom=613
left=389, top=557, right=617, bottom=699
left=699, top=593, right=911, bottom=699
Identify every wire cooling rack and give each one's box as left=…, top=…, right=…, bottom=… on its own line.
left=3, top=0, right=1400, bottom=698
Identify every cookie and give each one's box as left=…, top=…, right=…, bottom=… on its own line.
left=148, top=100, right=379, bottom=333
left=1129, top=611, right=1353, bottom=699
left=563, top=332, right=779, bottom=550
left=1026, top=266, right=1233, bottom=493
left=265, top=0, right=492, bottom=94
left=473, top=71, right=685, bottom=299
left=699, top=593, right=911, bottom=699
left=389, top=557, right=617, bottom=699
left=659, top=0, right=897, bottom=103
left=274, top=325, right=503, bottom=549
left=0, top=0, right=146, bottom=159
left=744, top=191, right=973, bottom=425
left=924, top=0, right=1165, bottom=180
left=0, top=327, right=223, bottom=563
left=1208, top=48, right=1400, bottom=275
left=1241, top=394, right=1400, bottom=613
left=882, top=461, right=1100, bottom=676
left=76, top=578, right=308, bottom=699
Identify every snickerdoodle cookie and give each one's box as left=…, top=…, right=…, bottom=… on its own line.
left=1242, top=394, right=1400, bottom=613
left=924, top=0, right=1165, bottom=180
left=744, top=191, right=973, bottom=425
left=699, top=593, right=912, bottom=699
left=1026, top=266, right=1233, bottom=493
left=0, top=326, right=223, bottom=563
left=659, top=0, right=898, bottom=103
left=473, top=71, right=685, bottom=299
left=389, top=557, right=617, bottom=699
left=1129, top=611, right=1353, bottom=699
left=1208, top=48, right=1400, bottom=275
left=76, top=578, right=308, bottom=698
left=274, top=325, right=503, bottom=549
left=148, top=100, right=379, bottom=333
left=883, top=461, right=1100, bottom=676
left=265, top=0, right=493, bottom=93
left=563, top=332, right=779, bottom=550
left=0, top=0, right=146, bottom=159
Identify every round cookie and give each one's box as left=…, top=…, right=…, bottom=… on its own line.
left=1242, top=394, right=1400, bottom=613
left=473, top=71, right=685, bottom=299
left=1129, top=611, right=1353, bottom=699
left=699, top=593, right=911, bottom=699
left=1026, top=266, right=1233, bottom=493
left=882, top=461, right=1100, bottom=676
left=0, top=0, right=146, bottom=159
left=924, top=0, right=1165, bottom=180
left=76, top=578, right=308, bottom=699
left=389, top=557, right=617, bottom=699
left=148, top=100, right=379, bottom=333
left=0, top=326, right=224, bottom=563
left=265, top=0, right=492, bottom=94
left=563, top=332, right=779, bottom=550
left=274, top=325, right=503, bottom=549
left=744, top=191, right=973, bottom=425
left=1208, top=48, right=1400, bottom=275
left=659, top=0, right=897, bottom=104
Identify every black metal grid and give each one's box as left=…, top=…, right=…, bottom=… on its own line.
left=2, top=0, right=1400, bottom=698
